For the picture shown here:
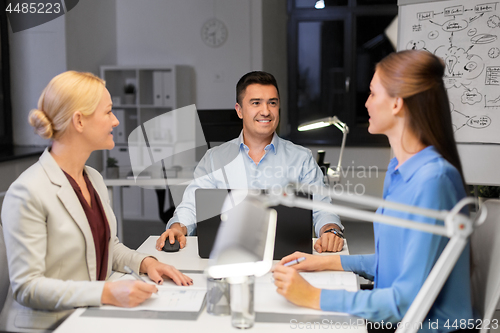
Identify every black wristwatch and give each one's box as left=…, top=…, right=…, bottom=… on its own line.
left=324, top=228, right=345, bottom=239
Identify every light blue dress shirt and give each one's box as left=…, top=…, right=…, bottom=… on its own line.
left=166, top=132, right=342, bottom=236
left=321, top=146, right=473, bottom=332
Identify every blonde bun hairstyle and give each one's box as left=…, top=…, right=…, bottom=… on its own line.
left=28, top=71, right=106, bottom=140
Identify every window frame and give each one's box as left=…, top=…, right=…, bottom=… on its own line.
left=286, top=0, right=397, bottom=147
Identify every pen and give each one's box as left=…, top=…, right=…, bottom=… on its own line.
left=283, top=257, right=306, bottom=267
left=270, top=257, right=307, bottom=283
left=124, top=265, right=158, bottom=295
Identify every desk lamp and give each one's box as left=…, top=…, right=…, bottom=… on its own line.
left=210, top=184, right=485, bottom=333
left=298, top=116, right=349, bottom=183
left=314, top=0, right=325, bottom=9
left=207, top=190, right=277, bottom=279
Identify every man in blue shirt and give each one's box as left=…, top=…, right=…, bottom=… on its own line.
left=155, top=71, right=344, bottom=253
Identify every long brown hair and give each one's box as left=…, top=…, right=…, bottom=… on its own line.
left=376, top=50, right=466, bottom=187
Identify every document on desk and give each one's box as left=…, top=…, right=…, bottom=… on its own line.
left=100, top=273, right=207, bottom=312
left=255, top=271, right=357, bottom=316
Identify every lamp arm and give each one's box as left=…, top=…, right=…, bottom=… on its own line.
left=336, top=127, right=348, bottom=175
left=284, top=183, right=452, bottom=223
left=249, top=188, right=484, bottom=333
left=263, top=192, right=452, bottom=237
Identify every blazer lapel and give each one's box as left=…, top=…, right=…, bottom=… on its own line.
left=85, top=168, right=117, bottom=238
left=85, top=167, right=117, bottom=278
left=39, top=149, right=98, bottom=281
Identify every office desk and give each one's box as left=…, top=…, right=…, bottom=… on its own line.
left=54, top=236, right=366, bottom=333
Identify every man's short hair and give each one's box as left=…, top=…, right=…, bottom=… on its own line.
left=236, top=71, right=280, bottom=105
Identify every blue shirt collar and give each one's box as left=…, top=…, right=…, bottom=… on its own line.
left=389, top=146, right=441, bottom=183
left=237, top=131, right=278, bottom=155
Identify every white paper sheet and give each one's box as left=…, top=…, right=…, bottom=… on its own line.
left=100, top=273, right=207, bottom=312
left=110, top=272, right=207, bottom=290
left=255, top=271, right=358, bottom=315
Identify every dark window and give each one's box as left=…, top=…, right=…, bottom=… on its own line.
left=287, top=0, right=397, bottom=147
left=0, top=0, right=13, bottom=146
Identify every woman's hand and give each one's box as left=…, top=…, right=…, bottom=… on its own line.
left=273, top=265, right=321, bottom=309
left=155, top=224, right=186, bottom=251
left=140, top=257, right=193, bottom=286
left=101, top=280, right=157, bottom=307
left=278, top=251, right=343, bottom=272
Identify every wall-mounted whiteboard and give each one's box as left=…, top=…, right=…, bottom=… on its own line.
left=399, top=0, right=500, bottom=144
left=398, top=0, right=500, bottom=185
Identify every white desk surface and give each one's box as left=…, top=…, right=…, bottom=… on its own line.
left=54, top=237, right=366, bottom=333
left=103, top=177, right=192, bottom=187
left=136, top=236, right=351, bottom=273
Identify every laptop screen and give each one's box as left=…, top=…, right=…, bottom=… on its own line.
left=195, top=188, right=313, bottom=260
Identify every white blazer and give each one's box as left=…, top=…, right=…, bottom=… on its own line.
left=0, top=149, right=150, bottom=332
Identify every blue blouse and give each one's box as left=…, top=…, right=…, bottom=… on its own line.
left=320, top=146, right=473, bottom=332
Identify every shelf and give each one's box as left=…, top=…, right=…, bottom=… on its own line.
left=101, top=65, right=195, bottom=221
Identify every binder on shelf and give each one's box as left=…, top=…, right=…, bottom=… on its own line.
left=153, top=71, right=163, bottom=107
left=162, top=70, right=174, bottom=108
left=152, top=70, right=174, bottom=108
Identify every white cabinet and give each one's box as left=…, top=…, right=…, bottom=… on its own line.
left=101, top=65, right=194, bottom=221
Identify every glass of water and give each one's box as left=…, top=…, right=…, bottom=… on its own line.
left=229, top=275, right=255, bottom=329
left=206, top=277, right=230, bottom=316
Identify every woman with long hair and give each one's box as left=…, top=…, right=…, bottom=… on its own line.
left=273, top=50, right=473, bottom=333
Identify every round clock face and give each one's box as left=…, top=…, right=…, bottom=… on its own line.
left=488, top=47, right=500, bottom=59
left=201, top=18, right=228, bottom=48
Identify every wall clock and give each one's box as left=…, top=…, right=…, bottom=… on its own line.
left=201, top=18, right=228, bottom=48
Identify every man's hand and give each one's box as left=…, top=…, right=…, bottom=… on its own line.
left=155, top=223, right=187, bottom=251
left=273, top=265, right=321, bottom=309
left=314, top=224, right=344, bottom=253
left=140, top=257, right=193, bottom=286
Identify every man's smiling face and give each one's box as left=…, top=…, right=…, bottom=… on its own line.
left=235, top=83, right=280, bottom=142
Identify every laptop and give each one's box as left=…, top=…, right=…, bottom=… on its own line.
left=195, top=188, right=313, bottom=260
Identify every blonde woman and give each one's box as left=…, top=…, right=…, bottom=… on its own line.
left=0, top=71, right=192, bottom=332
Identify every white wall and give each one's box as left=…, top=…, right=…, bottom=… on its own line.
left=65, top=0, right=118, bottom=169
left=9, top=16, right=66, bottom=146
left=115, top=0, right=264, bottom=109
left=6, top=1, right=389, bottom=197
left=65, top=0, right=117, bottom=76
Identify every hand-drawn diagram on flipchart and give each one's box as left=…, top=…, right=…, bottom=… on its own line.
left=399, top=0, right=500, bottom=143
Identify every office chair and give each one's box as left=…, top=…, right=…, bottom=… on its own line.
left=471, top=199, right=500, bottom=333
left=156, top=188, right=176, bottom=224
left=0, top=223, right=10, bottom=316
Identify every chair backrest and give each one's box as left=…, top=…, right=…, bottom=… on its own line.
left=0, top=223, right=10, bottom=314
left=471, top=199, right=500, bottom=333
